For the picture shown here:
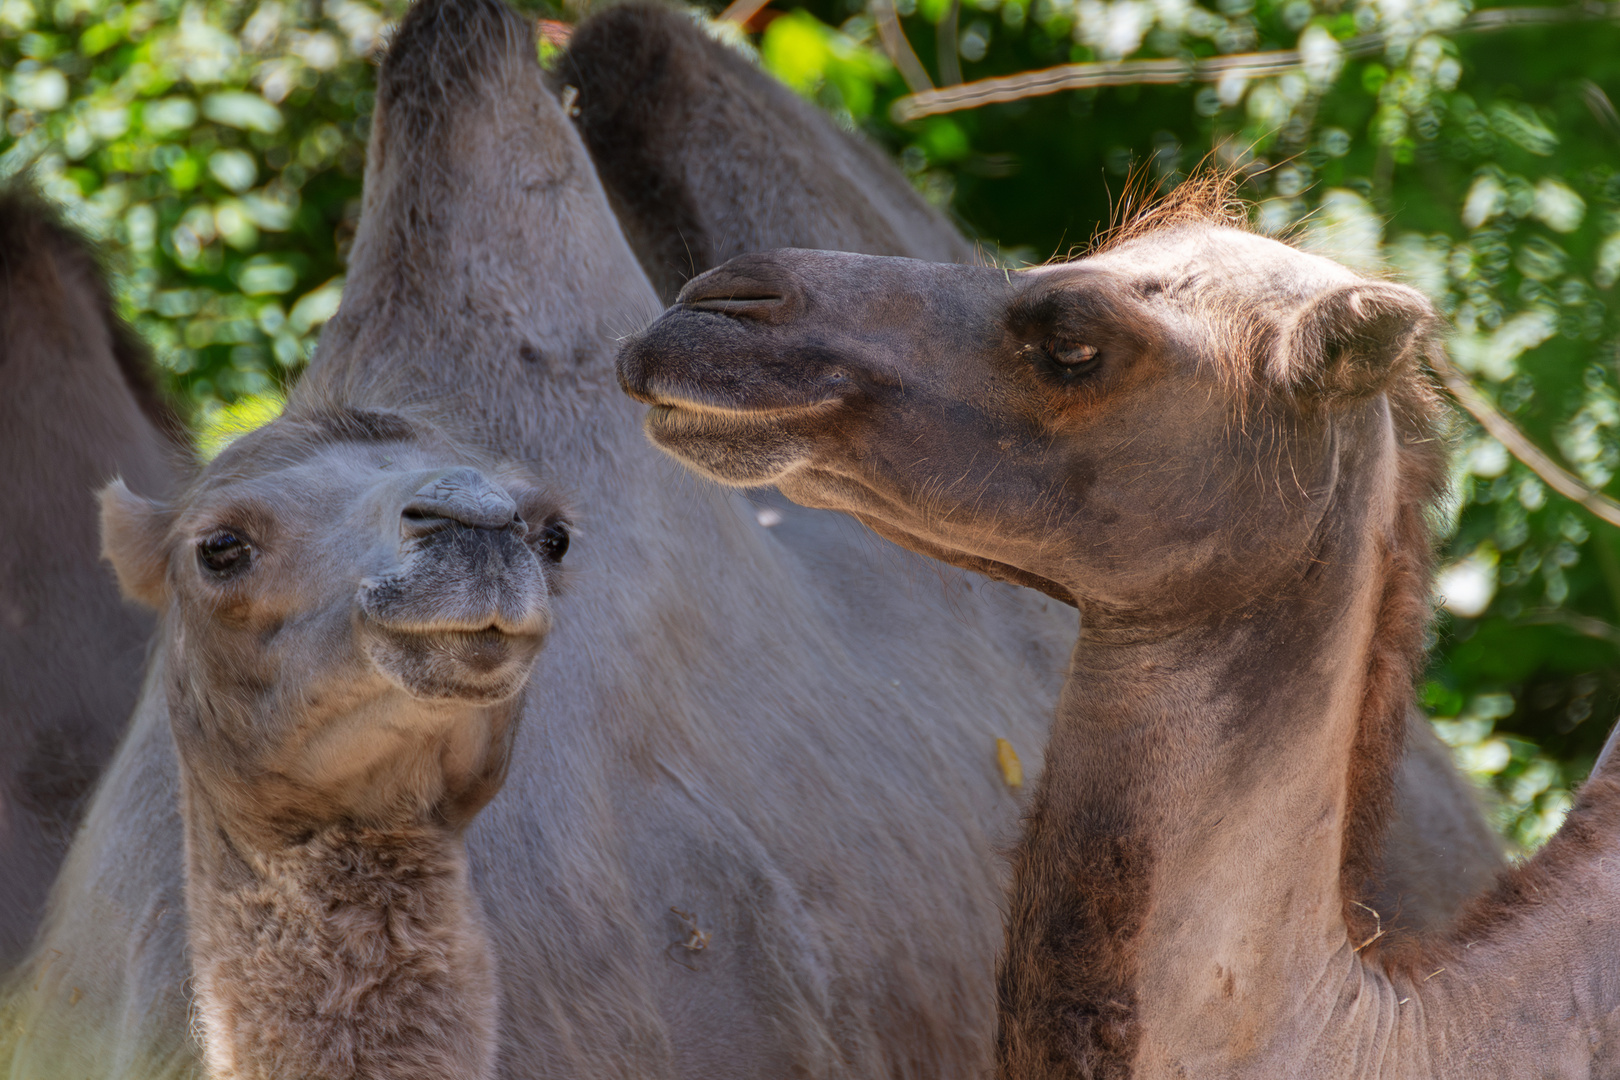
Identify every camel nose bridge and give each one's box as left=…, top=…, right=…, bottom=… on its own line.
left=400, top=467, right=525, bottom=538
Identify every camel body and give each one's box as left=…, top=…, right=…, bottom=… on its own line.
left=619, top=186, right=1620, bottom=1075
left=0, top=2, right=1073, bottom=1076
left=0, top=188, right=177, bottom=970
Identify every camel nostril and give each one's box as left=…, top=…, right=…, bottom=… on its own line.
left=684, top=294, right=788, bottom=319
left=401, top=468, right=523, bottom=538
left=677, top=261, right=803, bottom=322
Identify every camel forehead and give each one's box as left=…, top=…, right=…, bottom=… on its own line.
left=1039, top=225, right=1363, bottom=301
left=189, top=425, right=461, bottom=517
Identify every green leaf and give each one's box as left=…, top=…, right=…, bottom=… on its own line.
left=202, top=91, right=284, bottom=133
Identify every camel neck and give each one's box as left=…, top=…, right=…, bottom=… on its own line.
left=998, top=469, right=1620, bottom=1076
left=997, top=492, right=1394, bottom=1076
left=180, top=789, right=499, bottom=1080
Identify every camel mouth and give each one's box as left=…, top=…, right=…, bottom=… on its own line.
left=360, top=617, right=547, bottom=703
left=617, top=306, right=859, bottom=420
left=358, top=606, right=551, bottom=640
left=640, top=389, right=849, bottom=425
left=355, top=539, right=552, bottom=702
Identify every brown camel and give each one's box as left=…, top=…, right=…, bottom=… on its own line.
left=561, top=3, right=1499, bottom=934
left=619, top=178, right=1620, bottom=1076
left=0, top=186, right=179, bottom=970
left=2, top=0, right=1083, bottom=1075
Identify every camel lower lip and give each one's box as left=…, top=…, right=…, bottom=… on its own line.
left=372, top=624, right=540, bottom=662
left=363, top=620, right=544, bottom=702
left=419, top=627, right=528, bottom=673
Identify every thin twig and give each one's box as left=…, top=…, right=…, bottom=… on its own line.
left=1521, top=607, right=1620, bottom=646
left=937, top=0, right=963, bottom=87
left=718, top=0, right=771, bottom=25
left=1350, top=901, right=1385, bottom=953
left=872, top=0, right=935, bottom=95
left=892, top=3, right=1620, bottom=120
left=1430, top=353, right=1620, bottom=530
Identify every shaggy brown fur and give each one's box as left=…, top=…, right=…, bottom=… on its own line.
left=996, top=804, right=1148, bottom=1080
left=190, top=824, right=499, bottom=1080
left=1088, top=170, right=1250, bottom=257
left=1339, top=361, right=1449, bottom=947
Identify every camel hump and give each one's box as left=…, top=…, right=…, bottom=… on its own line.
left=0, top=183, right=181, bottom=441
left=557, top=2, right=972, bottom=301
left=376, top=0, right=534, bottom=130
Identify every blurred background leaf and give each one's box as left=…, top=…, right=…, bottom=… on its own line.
left=8, top=0, right=1620, bottom=853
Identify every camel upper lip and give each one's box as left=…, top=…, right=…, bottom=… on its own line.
left=355, top=574, right=551, bottom=641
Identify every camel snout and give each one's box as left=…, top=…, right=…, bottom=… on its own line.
left=402, top=468, right=526, bottom=539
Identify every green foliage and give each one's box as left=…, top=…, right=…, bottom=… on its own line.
left=0, top=0, right=405, bottom=412
left=9, top=0, right=1620, bottom=849
left=760, top=8, right=895, bottom=121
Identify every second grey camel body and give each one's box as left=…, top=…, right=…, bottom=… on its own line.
left=0, top=188, right=179, bottom=970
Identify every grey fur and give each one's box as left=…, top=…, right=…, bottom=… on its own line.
left=0, top=184, right=179, bottom=970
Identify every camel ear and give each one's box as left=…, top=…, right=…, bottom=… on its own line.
left=1274, top=281, right=1436, bottom=400
left=100, top=479, right=174, bottom=608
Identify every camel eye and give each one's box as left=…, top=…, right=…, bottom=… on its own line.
left=1050, top=343, right=1099, bottom=367
left=198, top=531, right=252, bottom=577
left=536, top=521, right=570, bottom=563
left=1026, top=341, right=1102, bottom=383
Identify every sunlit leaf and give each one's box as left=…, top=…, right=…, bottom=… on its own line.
left=202, top=90, right=283, bottom=132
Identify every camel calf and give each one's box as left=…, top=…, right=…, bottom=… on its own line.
left=2, top=0, right=1074, bottom=1075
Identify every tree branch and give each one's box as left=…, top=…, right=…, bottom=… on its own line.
left=872, top=0, right=935, bottom=95
left=891, top=4, right=1620, bottom=121
left=718, top=0, right=772, bottom=26
left=1430, top=354, right=1620, bottom=530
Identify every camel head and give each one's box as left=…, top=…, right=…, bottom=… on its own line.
left=619, top=187, right=1442, bottom=619
left=100, top=405, right=570, bottom=834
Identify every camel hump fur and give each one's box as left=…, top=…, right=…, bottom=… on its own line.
left=0, top=182, right=180, bottom=969
left=2, top=0, right=1073, bottom=1076
left=555, top=2, right=972, bottom=301
left=619, top=172, right=1620, bottom=1076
